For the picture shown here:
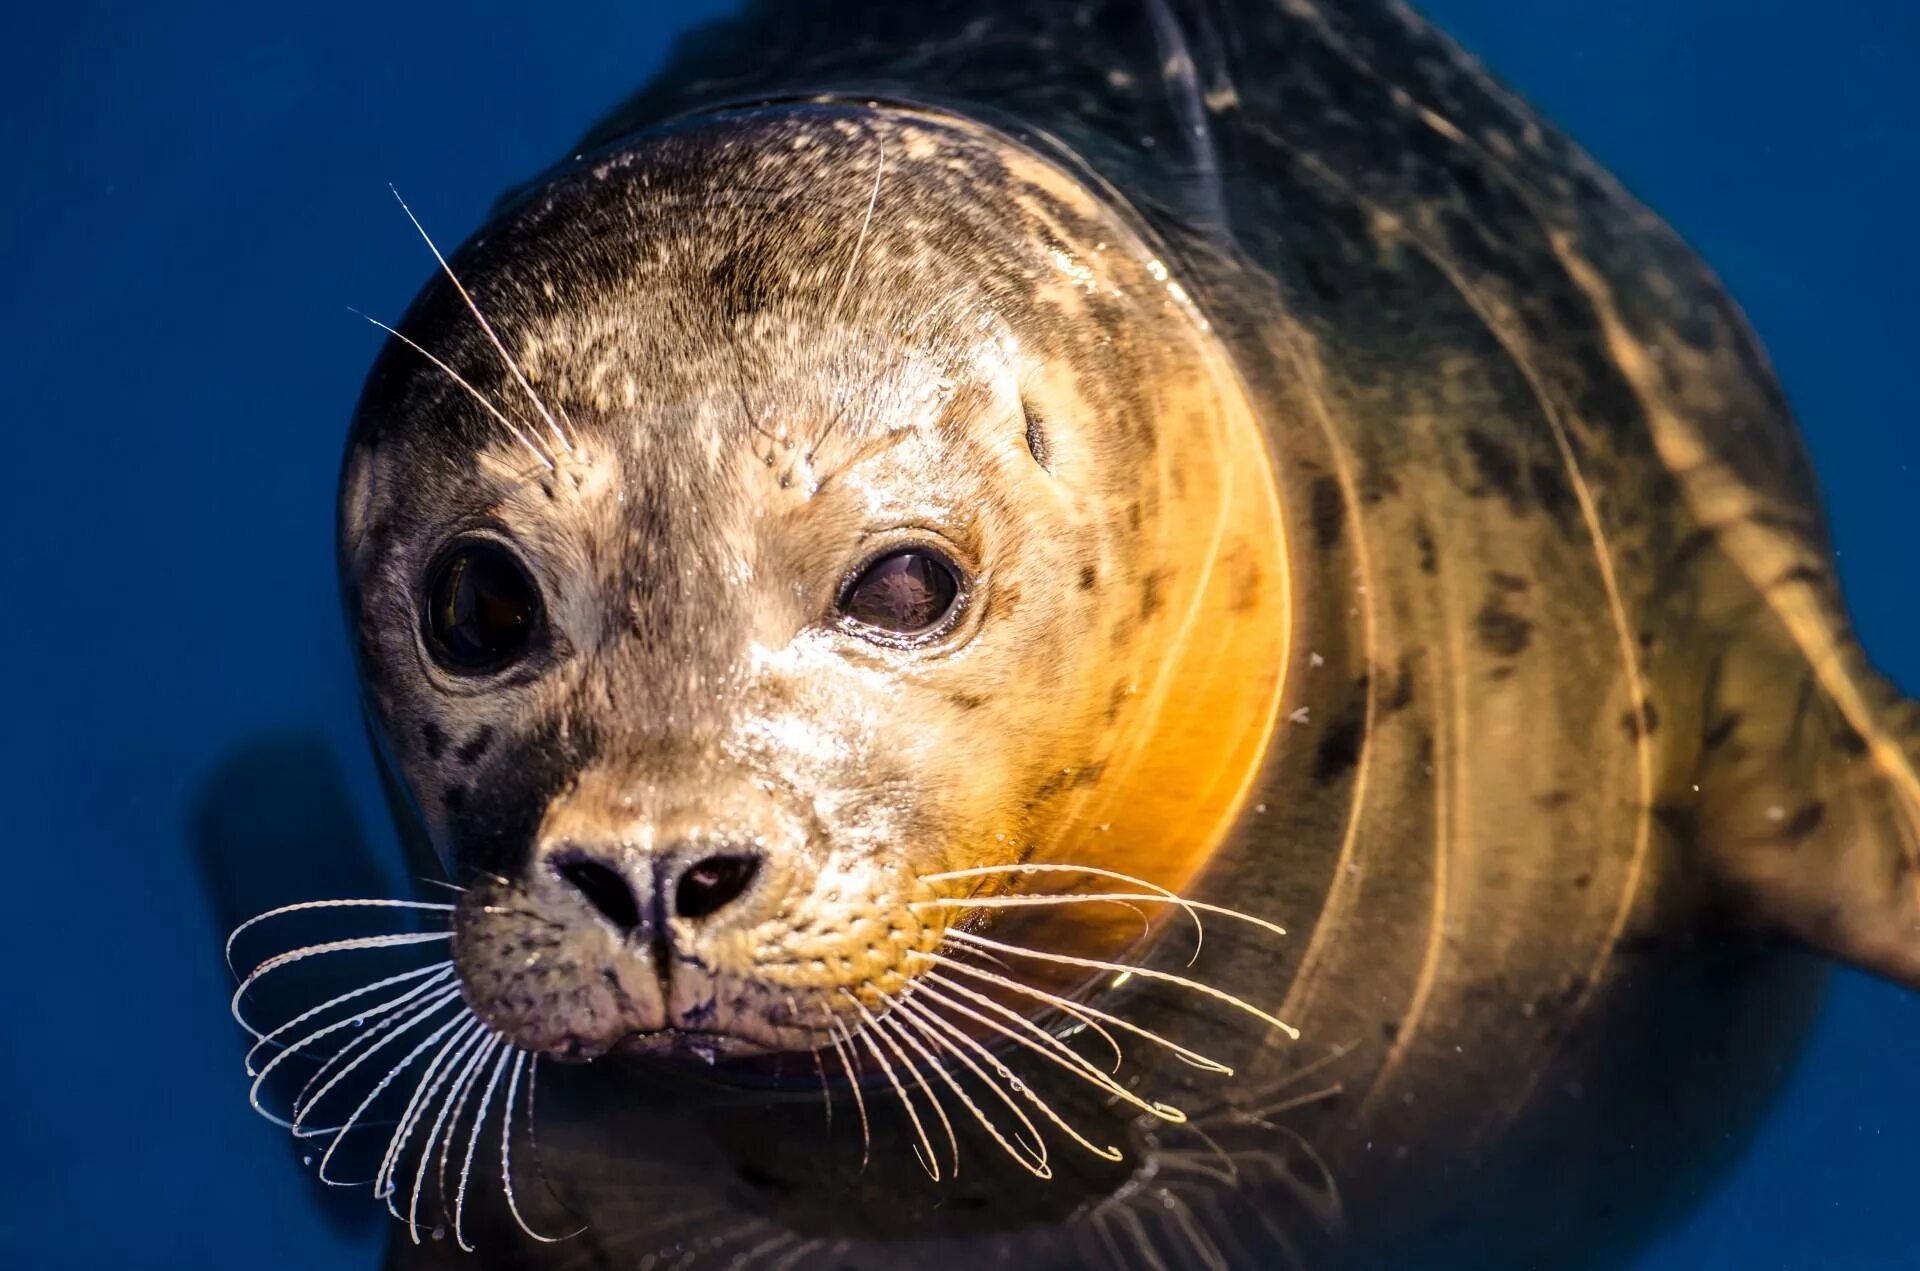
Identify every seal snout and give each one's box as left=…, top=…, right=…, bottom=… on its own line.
left=449, top=763, right=847, bottom=1060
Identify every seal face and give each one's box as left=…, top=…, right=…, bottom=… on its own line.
left=340, top=103, right=1290, bottom=1065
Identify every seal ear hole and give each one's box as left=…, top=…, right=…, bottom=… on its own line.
left=1023, top=401, right=1053, bottom=472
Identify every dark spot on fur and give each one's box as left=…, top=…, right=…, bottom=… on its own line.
left=1360, top=454, right=1401, bottom=504
left=1030, top=762, right=1108, bottom=805
left=1127, top=501, right=1143, bottom=532
left=1310, top=476, right=1344, bottom=549
left=1297, top=253, right=1343, bottom=305
left=1464, top=430, right=1525, bottom=512
left=1382, top=655, right=1415, bottom=713
left=1571, top=872, right=1591, bottom=890
left=1703, top=712, right=1742, bottom=752
left=1776, top=801, right=1826, bottom=845
left=1139, top=569, right=1167, bottom=620
left=1314, top=708, right=1366, bottom=784
left=1107, top=681, right=1130, bottom=723
left=1380, top=1020, right=1400, bottom=1042
left=1071, top=762, right=1107, bottom=789
left=1535, top=789, right=1575, bottom=811
left=1475, top=592, right=1532, bottom=658
left=1620, top=699, right=1659, bottom=740
left=1834, top=723, right=1868, bottom=757
left=708, top=245, right=778, bottom=318
left=1024, top=402, right=1052, bottom=472
left=1414, top=524, right=1438, bottom=574
left=1488, top=570, right=1529, bottom=593
left=1672, top=526, right=1719, bottom=568
left=948, top=692, right=987, bottom=712
left=737, top=1163, right=794, bottom=1195
left=1226, top=542, right=1262, bottom=614
left=1771, top=563, right=1828, bottom=591
left=1529, top=461, right=1573, bottom=522
left=1078, top=564, right=1098, bottom=591
left=456, top=725, right=495, bottom=766
left=441, top=785, right=467, bottom=813
left=421, top=722, right=446, bottom=760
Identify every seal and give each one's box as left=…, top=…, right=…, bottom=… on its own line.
left=225, top=2, right=1920, bottom=1268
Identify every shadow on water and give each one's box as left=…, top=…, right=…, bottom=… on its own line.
left=191, top=731, right=394, bottom=1243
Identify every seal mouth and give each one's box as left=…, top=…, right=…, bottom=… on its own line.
left=606, top=1025, right=788, bottom=1064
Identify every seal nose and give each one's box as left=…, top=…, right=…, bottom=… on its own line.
left=671, top=851, right=761, bottom=920
left=553, top=851, right=646, bottom=935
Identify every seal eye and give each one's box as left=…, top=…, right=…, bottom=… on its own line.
left=422, top=541, right=542, bottom=672
left=839, top=548, right=962, bottom=638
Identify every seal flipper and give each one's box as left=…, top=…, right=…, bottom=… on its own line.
left=1691, top=630, right=1920, bottom=986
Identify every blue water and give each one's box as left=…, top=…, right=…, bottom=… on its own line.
left=2, top=2, right=1914, bottom=1267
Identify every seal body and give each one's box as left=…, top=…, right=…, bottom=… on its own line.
left=321, top=2, right=1920, bottom=1268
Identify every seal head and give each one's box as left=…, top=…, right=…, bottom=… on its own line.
left=341, top=102, right=1289, bottom=1064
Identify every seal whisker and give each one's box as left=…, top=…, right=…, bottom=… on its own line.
left=245, top=961, right=453, bottom=1075
left=384, top=1018, right=487, bottom=1222
left=916, top=952, right=1125, bottom=1073
left=871, top=1003, right=963, bottom=1178
left=248, top=967, right=456, bottom=1128
left=890, top=993, right=1053, bottom=1176
left=714, top=318, right=785, bottom=459
left=912, top=894, right=1154, bottom=942
left=788, top=994, right=832, bottom=1132
left=388, top=185, right=578, bottom=456
left=943, top=929, right=1301, bottom=1040
left=1243, top=1082, right=1346, bottom=1124
left=312, top=1004, right=473, bottom=1184
left=824, top=1016, right=872, bottom=1170
left=287, top=986, right=462, bottom=1133
left=231, top=931, right=453, bottom=1036
left=1249, top=1040, right=1357, bottom=1113
left=453, top=1040, right=514, bottom=1251
left=402, top=1029, right=493, bottom=1235
left=295, top=987, right=464, bottom=1142
left=919, top=952, right=1232, bottom=1074
left=907, top=986, right=1125, bottom=1161
left=435, top=1029, right=500, bottom=1233
left=829, top=139, right=886, bottom=324
left=500, top=1051, right=585, bottom=1243
left=225, top=897, right=454, bottom=976
left=911, top=975, right=1175, bottom=1134
left=350, top=309, right=555, bottom=471
left=840, top=991, right=942, bottom=1181
left=921, top=862, right=1289, bottom=965
left=282, top=987, right=458, bottom=1134
left=871, top=998, right=967, bottom=1182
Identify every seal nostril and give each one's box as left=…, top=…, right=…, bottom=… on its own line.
left=554, top=854, right=643, bottom=933
left=674, top=854, right=760, bottom=920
